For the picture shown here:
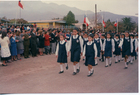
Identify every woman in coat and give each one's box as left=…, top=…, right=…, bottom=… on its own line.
left=10, top=32, right=18, bottom=61
left=16, top=31, right=24, bottom=60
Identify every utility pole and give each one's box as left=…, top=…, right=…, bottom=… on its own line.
left=95, top=4, right=97, bottom=30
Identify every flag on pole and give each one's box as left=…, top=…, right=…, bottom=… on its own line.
left=114, top=20, right=117, bottom=27
left=102, top=20, right=106, bottom=27
left=84, top=15, right=90, bottom=26
left=18, top=0, right=23, bottom=9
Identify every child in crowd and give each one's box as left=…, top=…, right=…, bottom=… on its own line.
left=103, top=33, right=115, bottom=67
left=55, top=34, right=69, bottom=74
left=82, top=32, right=88, bottom=61
left=69, top=28, right=83, bottom=75
left=119, top=31, right=131, bottom=69
left=130, top=34, right=137, bottom=64
left=113, top=34, right=121, bottom=63
left=94, top=33, right=101, bottom=65
left=83, top=34, right=97, bottom=77
left=100, top=34, right=106, bottom=62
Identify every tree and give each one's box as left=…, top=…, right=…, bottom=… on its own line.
left=122, top=17, right=135, bottom=31
left=10, top=18, right=28, bottom=24
left=63, top=11, right=78, bottom=25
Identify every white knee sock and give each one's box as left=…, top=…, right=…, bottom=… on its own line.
left=60, top=64, right=63, bottom=71
left=76, top=63, right=80, bottom=69
left=65, top=63, right=68, bottom=67
left=88, top=71, right=91, bottom=74
left=73, top=65, right=76, bottom=72
left=125, top=62, right=128, bottom=67
left=109, top=58, right=112, bottom=64
left=106, top=58, right=108, bottom=66
left=115, top=56, right=118, bottom=62
left=91, top=68, right=93, bottom=73
left=118, top=55, right=120, bottom=60
left=130, top=57, right=133, bottom=63
left=95, top=59, right=97, bottom=64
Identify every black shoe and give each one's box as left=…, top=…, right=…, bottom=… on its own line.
left=115, top=61, right=118, bottom=63
left=73, top=72, right=77, bottom=75
left=59, top=71, right=64, bottom=74
left=121, top=59, right=124, bottom=61
left=118, top=60, right=120, bottom=62
left=66, top=65, right=68, bottom=70
left=105, top=65, right=108, bottom=67
left=127, top=62, right=129, bottom=65
left=130, top=62, right=133, bottom=64
left=124, top=67, right=128, bottom=69
left=2, top=64, right=7, bottom=66
left=109, top=63, right=112, bottom=66
left=87, top=74, right=91, bottom=77
left=95, top=63, right=98, bottom=66
left=76, top=67, right=80, bottom=73
left=83, top=59, right=85, bottom=61
left=101, top=59, right=104, bottom=62
left=99, top=59, right=101, bottom=61
left=90, top=70, right=94, bottom=76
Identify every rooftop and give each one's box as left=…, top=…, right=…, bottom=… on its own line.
left=28, top=20, right=66, bottom=24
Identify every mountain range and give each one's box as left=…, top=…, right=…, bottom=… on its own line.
left=0, top=1, right=138, bottom=23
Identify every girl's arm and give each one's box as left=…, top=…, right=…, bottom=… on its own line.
left=66, top=42, right=69, bottom=56
left=79, top=36, right=83, bottom=53
left=102, top=39, right=106, bottom=51
left=112, top=39, right=115, bottom=52
left=94, top=43, right=97, bottom=58
left=55, top=43, right=59, bottom=56
left=100, top=39, right=103, bottom=51
left=83, top=45, right=86, bottom=57
left=130, top=39, right=133, bottom=53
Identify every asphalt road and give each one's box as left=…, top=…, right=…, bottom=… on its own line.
left=0, top=54, right=138, bottom=93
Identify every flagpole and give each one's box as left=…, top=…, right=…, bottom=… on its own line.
left=117, top=19, right=118, bottom=33
left=102, top=15, right=104, bottom=32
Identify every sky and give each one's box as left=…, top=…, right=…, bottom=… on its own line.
left=3, top=0, right=138, bottom=17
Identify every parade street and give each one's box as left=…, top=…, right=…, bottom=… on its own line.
left=0, top=54, right=138, bottom=93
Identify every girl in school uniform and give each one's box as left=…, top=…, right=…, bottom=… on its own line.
left=69, top=28, right=83, bottom=75
left=82, top=32, right=88, bottom=61
left=113, top=34, right=121, bottom=63
left=100, top=34, right=106, bottom=62
left=55, top=34, right=69, bottom=74
left=83, top=34, right=97, bottom=77
left=103, top=33, right=115, bottom=67
left=130, top=34, right=137, bottom=64
left=120, top=34, right=125, bottom=61
left=135, top=34, right=138, bottom=59
left=94, top=33, right=101, bottom=65
left=119, top=31, right=131, bottom=69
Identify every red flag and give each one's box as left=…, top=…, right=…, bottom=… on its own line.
left=84, top=15, right=90, bottom=26
left=102, top=20, right=106, bottom=27
left=18, top=0, right=23, bottom=9
left=114, top=20, right=117, bottom=27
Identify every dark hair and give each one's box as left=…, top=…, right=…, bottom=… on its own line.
left=130, top=34, right=134, bottom=38
left=115, top=34, right=120, bottom=38
left=1, top=32, right=7, bottom=39
left=60, top=34, right=65, bottom=38
left=88, top=33, right=94, bottom=38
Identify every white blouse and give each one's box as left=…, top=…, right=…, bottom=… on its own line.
left=69, top=35, right=83, bottom=53
left=55, top=40, right=69, bottom=56
left=83, top=41, right=97, bottom=57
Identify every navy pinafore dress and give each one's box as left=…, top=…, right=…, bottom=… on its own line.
left=85, top=42, right=95, bottom=66
left=71, top=36, right=81, bottom=62
left=122, top=38, right=131, bottom=57
left=57, top=42, right=67, bottom=63
left=104, top=39, right=112, bottom=57
left=131, top=39, right=136, bottom=56
left=83, top=38, right=88, bottom=48
left=113, top=39, right=121, bottom=55
left=94, top=39, right=101, bottom=57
